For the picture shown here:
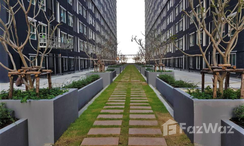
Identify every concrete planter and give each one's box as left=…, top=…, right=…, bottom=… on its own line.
left=173, top=88, right=244, bottom=146
left=0, top=119, right=28, bottom=146
left=77, top=78, right=103, bottom=110
left=221, top=120, right=244, bottom=146
left=156, top=78, right=174, bottom=107
left=146, top=71, right=174, bottom=87
left=86, top=72, right=113, bottom=88
left=109, top=67, right=121, bottom=74
left=0, top=89, right=78, bottom=146
left=140, top=67, right=146, bottom=76
left=112, top=71, right=116, bottom=79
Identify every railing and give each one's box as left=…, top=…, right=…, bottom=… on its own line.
left=39, top=34, right=74, bottom=50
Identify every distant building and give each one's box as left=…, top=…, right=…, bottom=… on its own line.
left=145, top=0, right=244, bottom=73
left=0, top=0, right=117, bottom=83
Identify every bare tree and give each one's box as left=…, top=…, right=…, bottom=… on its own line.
left=0, top=0, right=60, bottom=96
left=174, top=0, right=244, bottom=98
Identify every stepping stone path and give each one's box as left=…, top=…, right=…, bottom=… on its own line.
left=80, top=66, right=167, bottom=146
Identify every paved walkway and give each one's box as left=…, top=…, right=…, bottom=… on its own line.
left=80, top=66, right=167, bottom=146
left=0, top=68, right=107, bottom=91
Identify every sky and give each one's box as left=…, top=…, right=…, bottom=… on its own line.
left=117, top=0, right=145, bottom=62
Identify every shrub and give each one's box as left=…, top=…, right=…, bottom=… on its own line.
left=0, top=88, right=67, bottom=103
left=233, top=105, right=244, bottom=122
left=146, top=69, right=173, bottom=73
left=0, top=103, right=15, bottom=129
left=109, top=65, right=121, bottom=68
left=158, top=74, right=197, bottom=88
left=64, top=75, right=100, bottom=89
left=106, top=68, right=115, bottom=72
left=187, top=86, right=241, bottom=99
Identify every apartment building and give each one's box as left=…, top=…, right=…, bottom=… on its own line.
left=145, top=0, right=244, bottom=72
left=0, top=0, right=117, bottom=83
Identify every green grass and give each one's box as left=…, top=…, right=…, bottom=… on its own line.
left=55, top=65, right=193, bottom=146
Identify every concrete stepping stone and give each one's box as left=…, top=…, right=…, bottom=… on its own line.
left=97, top=115, right=123, bottom=119
left=130, top=100, right=148, bottom=102
left=104, top=106, right=124, bottom=109
left=94, top=120, right=122, bottom=126
left=81, top=137, right=119, bottom=145
left=130, top=110, right=153, bottom=113
left=131, top=95, right=146, bottom=97
left=109, top=98, right=126, bottom=100
left=108, top=100, right=126, bottom=102
left=128, top=137, right=167, bottom=146
left=106, top=103, right=125, bottom=105
left=101, top=110, right=124, bottom=113
left=129, top=120, right=158, bottom=126
left=130, top=114, right=156, bottom=119
left=111, top=95, right=126, bottom=97
left=88, top=128, right=121, bottom=135
left=130, top=106, right=151, bottom=109
left=130, top=103, right=149, bottom=105
left=129, top=128, right=162, bottom=135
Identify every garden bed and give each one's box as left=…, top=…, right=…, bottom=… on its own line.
left=0, top=119, right=28, bottom=146
left=86, top=72, right=113, bottom=88
left=0, top=89, right=78, bottom=146
left=146, top=71, right=174, bottom=87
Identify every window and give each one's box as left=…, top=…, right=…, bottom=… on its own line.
left=63, top=57, right=68, bottom=71
left=38, top=23, right=47, bottom=47
left=83, top=7, right=87, bottom=18
left=79, top=21, right=83, bottom=33
left=70, top=58, right=74, bottom=70
left=189, top=57, right=193, bottom=69
left=83, top=24, right=87, bottom=35
left=179, top=19, right=183, bottom=31
left=190, top=33, right=195, bottom=47
left=79, top=39, right=84, bottom=51
left=78, top=2, right=83, bottom=15
left=68, top=13, right=73, bottom=27
left=68, top=35, right=73, bottom=48
left=190, top=12, right=194, bottom=24
left=28, top=0, right=35, bottom=5
left=28, top=18, right=37, bottom=40
left=60, top=7, right=66, bottom=23
left=68, top=0, right=72, bottom=5
left=61, top=31, right=67, bottom=44
left=175, top=6, right=179, bottom=16
left=196, top=56, right=201, bottom=69
left=179, top=38, right=183, bottom=50
left=230, top=53, right=236, bottom=66
left=39, top=0, right=46, bottom=11
left=196, top=31, right=203, bottom=45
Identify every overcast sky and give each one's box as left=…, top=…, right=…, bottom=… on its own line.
left=117, top=0, right=145, bottom=61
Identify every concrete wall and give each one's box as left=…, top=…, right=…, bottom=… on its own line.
left=221, top=120, right=244, bottom=146
left=141, top=67, right=146, bottom=76
left=109, top=67, right=121, bottom=74
left=146, top=71, right=174, bottom=87
left=173, top=88, right=244, bottom=146
left=156, top=78, right=174, bottom=107
left=0, top=89, right=78, bottom=146
left=0, top=119, right=28, bottom=146
left=112, top=71, right=116, bottom=79
left=77, top=78, right=103, bottom=110
left=86, top=72, right=112, bottom=88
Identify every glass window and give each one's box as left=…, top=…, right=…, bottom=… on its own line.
left=60, top=7, right=66, bottom=23
left=68, top=13, right=73, bottom=27
left=68, top=0, right=72, bottom=5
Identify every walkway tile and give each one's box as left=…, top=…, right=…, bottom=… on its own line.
left=130, top=100, right=148, bottom=102
left=101, top=110, right=124, bottom=113
left=130, top=110, right=153, bottom=113
left=129, top=128, right=162, bottom=135
left=130, top=114, right=156, bottom=119
left=94, top=120, right=122, bottom=126
left=111, top=95, right=126, bottom=97
left=128, top=137, right=167, bottom=146
left=97, top=115, right=123, bottom=119
left=129, top=120, right=158, bottom=126
left=88, top=128, right=121, bottom=135
left=130, top=103, right=149, bottom=105
left=130, top=106, right=151, bottom=109
left=131, top=98, right=147, bottom=100
left=108, top=100, right=126, bottom=102
left=104, top=106, right=124, bottom=109
left=81, top=137, right=119, bottom=145
left=106, top=103, right=125, bottom=105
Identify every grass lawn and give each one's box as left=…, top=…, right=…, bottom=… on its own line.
left=55, top=65, right=193, bottom=146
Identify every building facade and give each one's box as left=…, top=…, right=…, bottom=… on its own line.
left=145, top=0, right=244, bottom=73
left=0, top=0, right=117, bottom=83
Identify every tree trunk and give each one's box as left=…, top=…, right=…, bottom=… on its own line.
left=218, top=78, right=224, bottom=98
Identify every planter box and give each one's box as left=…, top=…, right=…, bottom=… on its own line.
left=109, top=67, right=121, bottom=74
left=156, top=78, right=174, bottom=107
left=140, top=67, right=146, bottom=76
left=112, top=71, right=116, bottom=79
left=0, top=89, right=78, bottom=146
left=0, top=119, right=28, bottom=146
left=77, top=78, right=103, bottom=110
left=86, top=72, right=112, bottom=88
left=174, top=88, right=244, bottom=146
left=146, top=71, right=174, bottom=87
left=221, top=120, right=244, bottom=146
